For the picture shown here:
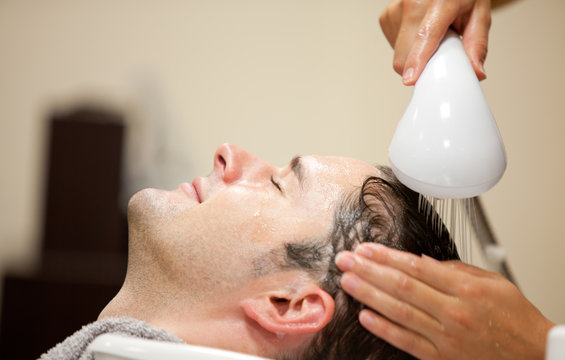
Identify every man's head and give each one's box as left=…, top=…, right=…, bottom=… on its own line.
left=100, top=143, right=458, bottom=359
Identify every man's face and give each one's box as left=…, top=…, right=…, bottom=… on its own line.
left=127, top=144, right=378, bottom=301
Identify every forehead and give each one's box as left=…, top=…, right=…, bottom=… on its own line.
left=301, top=155, right=379, bottom=189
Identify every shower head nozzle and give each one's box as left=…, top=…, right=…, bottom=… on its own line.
left=388, top=30, right=506, bottom=199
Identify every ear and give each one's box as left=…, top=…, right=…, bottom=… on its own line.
left=241, top=285, right=335, bottom=335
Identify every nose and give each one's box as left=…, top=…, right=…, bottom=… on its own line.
left=214, top=143, right=269, bottom=184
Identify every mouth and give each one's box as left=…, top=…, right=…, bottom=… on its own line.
left=192, top=177, right=203, bottom=203
left=180, top=180, right=202, bottom=203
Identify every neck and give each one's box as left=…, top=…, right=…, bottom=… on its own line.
left=99, top=286, right=307, bottom=358
left=98, top=286, right=273, bottom=357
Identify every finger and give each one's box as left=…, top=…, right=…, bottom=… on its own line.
left=340, top=272, right=443, bottom=340
left=461, top=0, right=491, bottom=80
left=379, top=0, right=403, bottom=48
left=354, top=243, right=469, bottom=295
left=337, top=251, right=453, bottom=320
left=401, top=1, right=460, bottom=85
left=443, top=259, right=500, bottom=279
left=359, top=309, right=439, bottom=360
left=392, top=0, right=429, bottom=76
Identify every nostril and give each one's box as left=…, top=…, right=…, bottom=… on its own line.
left=216, top=153, right=226, bottom=170
left=214, top=143, right=245, bottom=183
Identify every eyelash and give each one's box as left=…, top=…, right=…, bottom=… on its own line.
left=270, top=176, right=283, bottom=193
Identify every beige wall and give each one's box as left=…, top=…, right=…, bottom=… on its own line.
left=0, top=0, right=563, bottom=324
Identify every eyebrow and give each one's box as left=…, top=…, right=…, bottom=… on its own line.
left=290, top=156, right=306, bottom=188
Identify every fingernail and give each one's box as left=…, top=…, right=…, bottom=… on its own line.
left=355, top=245, right=372, bottom=259
left=336, top=253, right=355, bottom=271
left=341, top=273, right=359, bottom=292
left=402, top=67, right=414, bottom=84
left=359, top=310, right=375, bottom=327
left=478, top=61, right=485, bottom=74
left=422, top=254, right=441, bottom=264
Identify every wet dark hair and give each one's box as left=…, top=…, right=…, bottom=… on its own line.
left=278, top=166, right=459, bottom=360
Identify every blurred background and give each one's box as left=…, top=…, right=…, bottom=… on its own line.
left=0, top=0, right=563, bottom=358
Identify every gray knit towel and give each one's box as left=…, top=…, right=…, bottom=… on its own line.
left=38, top=317, right=184, bottom=360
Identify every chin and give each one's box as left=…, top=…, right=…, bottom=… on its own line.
left=128, top=187, right=201, bottom=235
left=128, top=188, right=156, bottom=222
left=127, top=188, right=176, bottom=228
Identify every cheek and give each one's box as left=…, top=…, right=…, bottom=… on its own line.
left=187, top=185, right=333, bottom=251
left=191, top=187, right=276, bottom=242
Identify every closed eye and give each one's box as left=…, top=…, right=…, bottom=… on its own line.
left=270, top=176, right=283, bottom=193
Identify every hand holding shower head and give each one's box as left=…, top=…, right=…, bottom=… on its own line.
left=389, top=30, right=506, bottom=199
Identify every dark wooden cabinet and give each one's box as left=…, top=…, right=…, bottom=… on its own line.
left=0, top=108, right=128, bottom=359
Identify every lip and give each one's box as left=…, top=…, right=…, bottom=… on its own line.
left=180, top=181, right=201, bottom=203
left=192, top=177, right=203, bottom=203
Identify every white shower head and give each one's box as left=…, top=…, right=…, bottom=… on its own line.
left=388, top=30, right=506, bottom=199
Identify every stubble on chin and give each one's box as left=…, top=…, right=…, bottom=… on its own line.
left=127, top=188, right=191, bottom=228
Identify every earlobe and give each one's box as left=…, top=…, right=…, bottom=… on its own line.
left=241, top=286, right=335, bottom=335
